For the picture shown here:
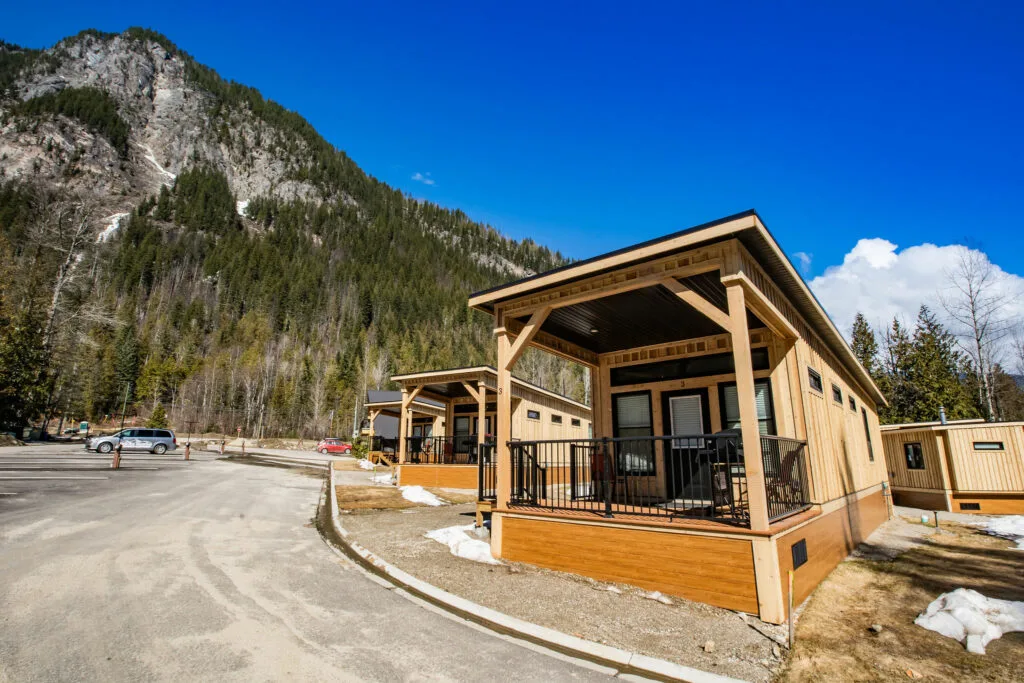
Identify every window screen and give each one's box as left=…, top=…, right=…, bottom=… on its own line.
left=721, top=381, right=776, bottom=435
left=904, top=442, right=924, bottom=469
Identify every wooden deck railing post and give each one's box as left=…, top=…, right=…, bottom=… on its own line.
left=602, top=437, right=613, bottom=518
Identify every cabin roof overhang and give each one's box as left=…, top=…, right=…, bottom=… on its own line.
left=469, top=210, right=887, bottom=407
left=389, top=365, right=591, bottom=412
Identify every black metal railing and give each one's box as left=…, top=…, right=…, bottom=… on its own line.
left=370, top=436, right=398, bottom=454
left=507, top=434, right=751, bottom=525
left=478, top=442, right=496, bottom=502
left=760, top=435, right=811, bottom=521
left=404, top=435, right=493, bottom=465
left=504, top=434, right=811, bottom=526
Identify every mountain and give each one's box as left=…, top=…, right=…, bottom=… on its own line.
left=0, top=28, right=586, bottom=436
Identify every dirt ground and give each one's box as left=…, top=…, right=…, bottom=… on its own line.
left=341, top=503, right=786, bottom=682
left=781, top=517, right=1024, bottom=682
left=335, top=485, right=477, bottom=510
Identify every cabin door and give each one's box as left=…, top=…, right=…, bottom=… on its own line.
left=662, top=390, right=710, bottom=500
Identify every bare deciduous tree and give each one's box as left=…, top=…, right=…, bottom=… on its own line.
left=940, top=247, right=1012, bottom=420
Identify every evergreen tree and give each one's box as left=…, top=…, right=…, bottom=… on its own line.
left=146, top=403, right=169, bottom=428
left=850, top=313, right=880, bottom=379
left=114, top=323, right=140, bottom=404
left=879, top=317, right=914, bottom=423
left=0, top=304, right=49, bottom=429
left=905, top=306, right=978, bottom=422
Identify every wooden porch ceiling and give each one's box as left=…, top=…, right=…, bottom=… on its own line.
left=515, top=273, right=766, bottom=355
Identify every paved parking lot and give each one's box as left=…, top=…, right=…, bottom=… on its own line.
left=0, top=443, right=216, bottom=515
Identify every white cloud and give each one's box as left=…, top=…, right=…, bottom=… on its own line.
left=792, top=251, right=812, bottom=274
left=412, top=172, right=436, bottom=186
left=807, top=239, right=1024, bottom=355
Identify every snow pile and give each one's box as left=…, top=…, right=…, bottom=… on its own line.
left=643, top=590, right=674, bottom=605
left=973, top=516, right=1024, bottom=549
left=915, top=588, right=1024, bottom=654
left=236, top=199, right=249, bottom=217
left=372, top=473, right=393, bottom=484
left=399, top=485, right=444, bottom=506
left=357, top=459, right=376, bottom=471
left=97, top=213, right=129, bottom=242
left=425, top=524, right=501, bottom=565
left=141, top=144, right=176, bottom=183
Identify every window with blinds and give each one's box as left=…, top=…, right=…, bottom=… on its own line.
left=613, top=392, right=655, bottom=475
left=720, top=380, right=776, bottom=435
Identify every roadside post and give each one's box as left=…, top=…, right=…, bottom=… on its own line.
left=111, top=383, right=130, bottom=470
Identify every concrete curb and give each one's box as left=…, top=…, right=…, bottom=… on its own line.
left=327, top=466, right=746, bottom=683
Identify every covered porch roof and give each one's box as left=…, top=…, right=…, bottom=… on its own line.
left=389, top=366, right=590, bottom=412
left=469, top=210, right=886, bottom=406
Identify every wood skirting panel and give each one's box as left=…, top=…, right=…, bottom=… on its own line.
left=397, top=465, right=478, bottom=489
left=498, top=515, right=759, bottom=614
left=892, top=489, right=950, bottom=511
left=776, top=490, right=888, bottom=613
left=950, top=493, right=1024, bottom=515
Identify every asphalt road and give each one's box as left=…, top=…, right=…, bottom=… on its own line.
left=0, top=445, right=612, bottom=681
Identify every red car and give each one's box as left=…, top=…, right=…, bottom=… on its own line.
left=316, top=438, right=352, bottom=454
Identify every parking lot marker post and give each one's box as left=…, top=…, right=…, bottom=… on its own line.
left=112, top=442, right=122, bottom=469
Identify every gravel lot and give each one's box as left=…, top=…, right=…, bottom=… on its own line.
left=342, top=503, right=786, bottom=682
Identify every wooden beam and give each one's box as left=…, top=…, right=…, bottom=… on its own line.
left=504, top=318, right=599, bottom=367
left=461, top=381, right=480, bottom=403
left=500, top=257, right=723, bottom=319
left=495, top=328, right=513, bottom=518
left=505, top=306, right=550, bottom=371
left=721, top=274, right=799, bottom=340
left=727, top=284, right=770, bottom=532
left=477, top=381, right=487, bottom=445
left=660, top=277, right=732, bottom=332
left=398, top=389, right=410, bottom=464
left=407, top=385, right=425, bottom=403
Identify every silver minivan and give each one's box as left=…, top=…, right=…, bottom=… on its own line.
left=87, top=428, right=177, bottom=454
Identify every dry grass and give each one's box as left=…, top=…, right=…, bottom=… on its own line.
left=781, top=521, right=1024, bottom=682
left=331, top=458, right=367, bottom=472
left=335, top=485, right=476, bottom=510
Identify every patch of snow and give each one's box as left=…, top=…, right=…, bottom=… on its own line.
left=425, top=523, right=501, bottom=565
left=236, top=199, right=249, bottom=217
left=399, top=485, right=444, bottom=507
left=140, top=144, right=176, bottom=184
left=916, top=588, right=1024, bottom=654
left=974, top=515, right=1024, bottom=549
left=372, top=473, right=393, bottom=484
left=602, top=585, right=623, bottom=594
left=357, top=459, right=376, bottom=471
left=643, top=590, right=674, bottom=605
left=97, top=212, right=129, bottom=243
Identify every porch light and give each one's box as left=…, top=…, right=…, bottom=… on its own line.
left=589, top=327, right=599, bottom=334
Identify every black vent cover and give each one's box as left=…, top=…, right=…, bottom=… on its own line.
left=791, top=539, right=808, bottom=569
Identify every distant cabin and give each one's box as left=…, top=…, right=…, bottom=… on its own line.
left=881, top=419, right=1024, bottom=514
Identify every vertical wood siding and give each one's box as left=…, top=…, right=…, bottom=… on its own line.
left=880, top=431, right=946, bottom=490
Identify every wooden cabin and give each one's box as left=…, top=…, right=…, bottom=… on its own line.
left=468, top=210, right=890, bottom=625
left=881, top=419, right=1024, bottom=514
left=362, top=390, right=447, bottom=464
left=383, top=366, right=591, bottom=491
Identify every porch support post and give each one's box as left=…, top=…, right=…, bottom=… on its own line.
left=477, top=381, right=487, bottom=446
left=368, top=409, right=380, bottom=442
left=398, top=389, right=410, bottom=464
left=725, top=282, right=770, bottom=532
left=491, top=324, right=514, bottom=559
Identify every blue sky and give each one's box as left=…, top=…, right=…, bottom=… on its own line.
left=3, top=1, right=1023, bottom=285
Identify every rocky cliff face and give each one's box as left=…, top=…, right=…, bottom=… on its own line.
left=1, top=31, right=328, bottom=228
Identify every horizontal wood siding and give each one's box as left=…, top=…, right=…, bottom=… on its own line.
left=950, top=493, right=1024, bottom=515
left=892, top=489, right=949, bottom=511
left=500, top=515, right=759, bottom=614
left=776, top=490, right=888, bottom=611
left=944, top=425, right=1024, bottom=492
left=880, top=431, right=947, bottom=490
left=397, top=464, right=478, bottom=489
